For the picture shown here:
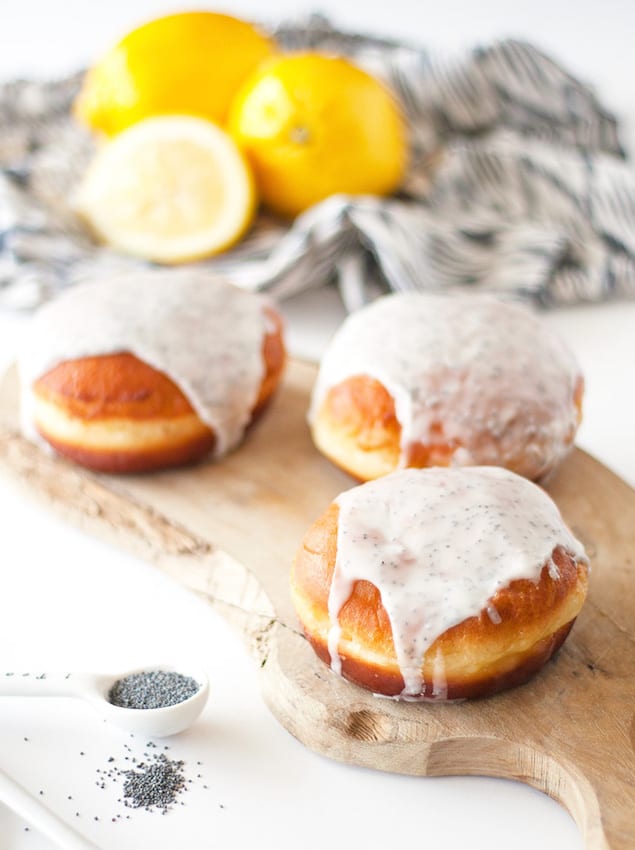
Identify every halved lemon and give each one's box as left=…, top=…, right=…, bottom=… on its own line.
left=75, top=115, right=257, bottom=264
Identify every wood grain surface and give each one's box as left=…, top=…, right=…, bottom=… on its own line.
left=1, top=360, right=633, bottom=850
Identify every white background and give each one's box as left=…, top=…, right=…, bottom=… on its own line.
left=1, top=2, right=634, bottom=849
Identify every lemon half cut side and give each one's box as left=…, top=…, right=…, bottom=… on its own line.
left=75, top=115, right=257, bottom=264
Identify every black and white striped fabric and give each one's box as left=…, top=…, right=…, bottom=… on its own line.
left=1, top=15, right=634, bottom=311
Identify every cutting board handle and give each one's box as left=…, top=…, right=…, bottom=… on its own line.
left=261, top=622, right=635, bottom=850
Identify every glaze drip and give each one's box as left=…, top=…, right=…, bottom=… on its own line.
left=19, top=270, right=269, bottom=457
left=329, top=466, right=587, bottom=697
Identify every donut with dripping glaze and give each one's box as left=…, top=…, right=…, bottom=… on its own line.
left=291, top=466, right=589, bottom=701
left=309, top=293, right=584, bottom=482
left=20, top=271, right=286, bottom=473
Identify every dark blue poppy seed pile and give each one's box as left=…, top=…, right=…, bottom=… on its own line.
left=95, top=739, right=209, bottom=815
left=22, top=736, right=215, bottom=827
left=107, top=670, right=200, bottom=710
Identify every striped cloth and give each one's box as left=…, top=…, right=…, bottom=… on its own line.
left=1, top=14, right=634, bottom=311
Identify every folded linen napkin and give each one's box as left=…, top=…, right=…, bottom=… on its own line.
left=1, top=14, right=634, bottom=311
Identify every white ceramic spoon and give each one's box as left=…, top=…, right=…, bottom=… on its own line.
left=0, top=665, right=209, bottom=737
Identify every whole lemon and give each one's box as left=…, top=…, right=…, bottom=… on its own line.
left=74, top=12, right=275, bottom=136
left=228, top=52, right=407, bottom=218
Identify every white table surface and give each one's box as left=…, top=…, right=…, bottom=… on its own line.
left=1, top=2, right=634, bottom=849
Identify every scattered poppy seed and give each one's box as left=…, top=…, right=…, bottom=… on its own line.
left=95, top=747, right=195, bottom=815
left=121, top=753, right=187, bottom=812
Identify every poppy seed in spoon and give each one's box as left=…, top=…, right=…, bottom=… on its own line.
left=108, top=671, right=200, bottom=710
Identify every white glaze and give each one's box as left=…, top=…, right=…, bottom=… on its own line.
left=19, top=269, right=270, bottom=457
left=310, top=293, right=582, bottom=477
left=329, top=466, right=587, bottom=697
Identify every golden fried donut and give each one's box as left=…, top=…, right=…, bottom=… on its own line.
left=20, top=270, right=286, bottom=473
left=309, top=293, right=584, bottom=481
left=291, top=467, right=588, bottom=701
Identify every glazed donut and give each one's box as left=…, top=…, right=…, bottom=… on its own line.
left=20, top=270, right=285, bottom=473
left=291, top=466, right=588, bottom=701
left=309, top=293, right=583, bottom=481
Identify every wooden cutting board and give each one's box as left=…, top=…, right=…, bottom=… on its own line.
left=0, top=360, right=633, bottom=850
